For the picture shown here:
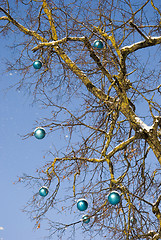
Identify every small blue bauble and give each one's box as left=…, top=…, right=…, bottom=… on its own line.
left=108, top=191, right=121, bottom=205
left=39, top=186, right=49, bottom=197
left=82, top=215, right=90, bottom=224
left=33, top=60, right=42, bottom=69
left=34, top=127, right=46, bottom=139
left=130, top=216, right=137, bottom=225
left=77, top=199, right=88, bottom=211
left=93, top=40, right=104, bottom=49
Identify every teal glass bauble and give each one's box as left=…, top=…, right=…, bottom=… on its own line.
left=108, top=191, right=121, bottom=205
left=34, top=127, right=46, bottom=139
left=82, top=215, right=90, bottom=224
left=130, top=216, right=137, bottom=225
left=33, top=60, right=42, bottom=69
left=39, top=186, right=49, bottom=197
left=77, top=199, right=88, bottom=211
left=93, top=40, right=104, bottom=49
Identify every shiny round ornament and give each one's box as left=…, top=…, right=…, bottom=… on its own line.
left=33, top=60, right=42, bottom=69
left=39, top=186, right=49, bottom=197
left=107, top=191, right=121, bottom=205
left=130, top=216, right=137, bottom=225
left=77, top=198, right=88, bottom=211
left=82, top=215, right=90, bottom=224
left=93, top=40, right=104, bottom=49
left=34, top=127, right=46, bottom=139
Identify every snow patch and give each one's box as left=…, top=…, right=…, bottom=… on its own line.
left=135, top=117, right=152, bottom=132
left=121, top=37, right=161, bottom=51
left=121, top=40, right=144, bottom=50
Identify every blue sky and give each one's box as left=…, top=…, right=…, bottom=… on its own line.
left=0, top=34, right=89, bottom=240
left=0, top=40, right=51, bottom=239
left=0, top=1, right=161, bottom=240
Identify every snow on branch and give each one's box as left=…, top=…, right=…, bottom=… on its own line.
left=121, top=36, right=161, bottom=57
left=135, top=117, right=152, bottom=132
left=32, top=36, right=86, bottom=52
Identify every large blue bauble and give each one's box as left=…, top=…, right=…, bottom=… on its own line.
left=108, top=191, right=121, bottom=205
left=93, top=40, right=104, bottom=49
left=77, top=199, right=88, bottom=211
left=33, top=60, right=42, bottom=69
left=34, top=127, right=46, bottom=139
left=39, top=186, right=49, bottom=197
left=82, top=215, right=90, bottom=224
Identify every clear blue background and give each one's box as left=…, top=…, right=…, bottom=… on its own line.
left=0, top=39, right=50, bottom=239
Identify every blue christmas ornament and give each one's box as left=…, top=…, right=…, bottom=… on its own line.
left=39, top=186, right=49, bottom=197
left=33, top=60, right=42, bottom=69
left=130, top=216, right=137, bottom=225
left=77, top=199, right=88, bottom=211
left=82, top=215, right=90, bottom=224
left=93, top=40, right=104, bottom=49
left=108, top=191, right=121, bottom=205
left=34, top=127, right=46, bottom=139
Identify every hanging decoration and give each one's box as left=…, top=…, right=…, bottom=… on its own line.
left=130, top=216, right=137, bottom=225
left=107, top=191, right=121, bottom=205
left=77, top=198, right=88, bottom=211
left=82, top=215, right=90, bottom=224
left=33, top=60, right=42, bottom=69
left=34, top=127, right=46, bottom=139
left=39, top=186, right=49, bottom=197
left=93, top=40, right=104, bottom=49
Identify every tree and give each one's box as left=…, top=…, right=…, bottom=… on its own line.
left=0, top=0, right=161, bottom=239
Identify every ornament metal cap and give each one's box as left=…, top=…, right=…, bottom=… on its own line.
left=77, top=198, right=88, bottom=204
